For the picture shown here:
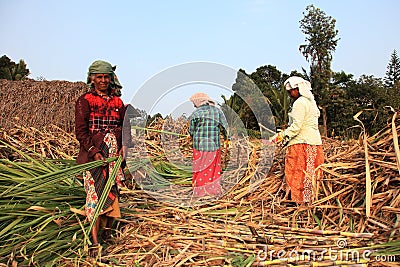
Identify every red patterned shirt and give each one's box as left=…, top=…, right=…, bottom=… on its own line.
left=84, top=92, right=123, bottom=133
left=75, top=90, right=130, bottom=163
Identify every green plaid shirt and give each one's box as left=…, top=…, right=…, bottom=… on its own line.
left=189, top=104, right=229, bottom=151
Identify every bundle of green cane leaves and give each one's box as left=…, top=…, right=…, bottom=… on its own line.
left=0, top=136, right=193, bottom=266
left=0, top=139, right=121, bottom=266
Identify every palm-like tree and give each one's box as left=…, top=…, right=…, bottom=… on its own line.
left=0, top=56, right=30, bottom=80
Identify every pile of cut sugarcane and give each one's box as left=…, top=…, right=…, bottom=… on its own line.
left=0, top=124, right=79, bottom=160
left=108, top=114, right=400, bottom=266
left=0, top=111, right=399, bottom=266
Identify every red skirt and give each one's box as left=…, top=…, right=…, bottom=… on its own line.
left=192, top=148, right=222, bottom=197
left=285, top=144, right=324, bottom=203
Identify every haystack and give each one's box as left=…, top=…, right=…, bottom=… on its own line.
left=0, top=79, right=89, bottom=132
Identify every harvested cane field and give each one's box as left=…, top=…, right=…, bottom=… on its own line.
left=0, top=80, right=399, bottom=266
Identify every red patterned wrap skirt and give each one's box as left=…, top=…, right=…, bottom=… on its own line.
left=192, top=148, right=222, bottom=197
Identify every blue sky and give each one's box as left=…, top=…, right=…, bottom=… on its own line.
left=1, top=0, right=399, bottom=116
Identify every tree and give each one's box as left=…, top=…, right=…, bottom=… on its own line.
left=0, top=55, right=30, bottom=80
left=326, top=71, right=357, bottom=138
left=230, top=70, right=259, bottom=130
left=299, top=5, right=340, bottom=136
left=250, top=65, right=284, bottom=90
left=226, top=69, right=278, bottom=136
left=249, top=65, right=290, bottom=129
left=0, top=55, right=13, bottom=79
left=384, top=49, right=400, bottom=87
left=386, top=82, right=400, bottom=110
left=225, top=66, right=303, bottom=132
left=347, top=75, right=390, bottom=135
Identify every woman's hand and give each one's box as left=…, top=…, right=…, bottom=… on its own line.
left=94, top=152, right=107, bottom=166
left=269, top=132, right=289, bottom=146
left=270, top=132, right=284, bottom=144
left=118, top=146, right=127, bottom=161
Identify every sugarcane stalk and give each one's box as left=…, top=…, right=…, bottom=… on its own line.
left=86, top=155, right=123, bottom=244
left=387, top=106, right=400, bottom=175
left=131, top=125, right=189, bottom=137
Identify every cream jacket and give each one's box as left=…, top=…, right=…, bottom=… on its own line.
left=283, top=96, right=322, bottom=146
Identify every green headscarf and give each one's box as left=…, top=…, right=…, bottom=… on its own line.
left=89, top=60, right=113, bottom=74
left=86, top=60, right=123, bottom=96
left=86, top=60, right=113, bottom=85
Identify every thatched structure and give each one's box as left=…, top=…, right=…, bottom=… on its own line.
left=0, top=79, right=141, bottom=133
left=0, top=79, right=89, bottom=132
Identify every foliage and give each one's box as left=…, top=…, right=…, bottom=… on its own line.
left=224, top=69, right=277, bottom=139
left=230, top=253, right=255, bottom=267
left=299, top=4, right=339, bottom=96
left=299, top=4, right=339, bottom=135
left=385, top=82, right=400, bottom=110
left=224, top=63, right=397, bottom=139
left=223, top=5, right=344, bottom=137
left=0, top=55, right=30, bottom=80
left=325, top=71, right=358, bottom=137
left=348, top=75, right=391, bottom=135
left=229, top=70, right=259, bottom=130
left=249, top=65, right=290, bottom=129
left=146, top=113, right=164, bottom=126
left=384, top=49, right=400, bottom=87
left=325, top=73, right=396, bottom=138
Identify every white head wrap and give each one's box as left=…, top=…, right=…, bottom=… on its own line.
left=284, top=76, right=314, bottom=100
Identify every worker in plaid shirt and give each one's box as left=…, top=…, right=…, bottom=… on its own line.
left=189, top=92, right=229, bottom=198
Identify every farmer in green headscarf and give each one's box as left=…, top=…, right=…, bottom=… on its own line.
left=76, top=60, right=131, bottom=256
left=85, top=60, right=123, bottom=96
